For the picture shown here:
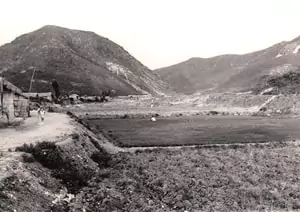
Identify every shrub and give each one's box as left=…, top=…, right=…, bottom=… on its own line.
left=135, top=149, right=144, bottom=154
left=21, top=153, right=35, bottom=163
left=15, top=141, right=62, bottom=168
left=207, top=111, right=219, bottom=115
left=48, top=107, right=55, bottom=113
left=96, top=169, right=111, bottom=179
left=31, top=142, right=63, bottom=169
left=49, top=202, right=69, bottom=212
left=91, top=151, right=111, bottom=168
left=16, top=141, right=94, bottom=193
left=15, top=143, right=35, bottom=153
left=71, top=133, right=79, bottom=140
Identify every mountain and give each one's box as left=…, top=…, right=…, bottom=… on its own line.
left=156, top=36, right=300, bottom=95
left=0, top=25, right=170, bottom=96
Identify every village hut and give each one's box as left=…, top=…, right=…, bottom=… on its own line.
left=69, top=93, right=80, bottom=104
left=0, top=77, right=29, bottom=122
left=23, top=92, right=53, bottom=103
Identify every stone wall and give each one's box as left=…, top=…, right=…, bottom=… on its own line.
left=13, top=95, right=29, bottom=118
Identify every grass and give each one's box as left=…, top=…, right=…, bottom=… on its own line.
left=77, top=143, right=300, bottom=211
left=86, top=116, right=300, bottom=147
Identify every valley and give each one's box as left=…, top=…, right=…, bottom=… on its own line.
left=1, top=25, right=300, bottom=211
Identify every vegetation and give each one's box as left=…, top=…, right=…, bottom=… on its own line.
left=254, top=71, right=300, bottom=95
left=21, top=153, right=35, bottom=163
left=14, top=139, right=113, bottom=195
left=267, top=71, right=300, bottom=94
left=15, top=141, right=92, bottom=193
left=90, top=150, right=111, bottom=168
left=74, top=144, right=300, bottom=211
left=51, top=79, right=61, bottom=103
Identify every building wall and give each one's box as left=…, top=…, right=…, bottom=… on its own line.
left=2, top=91, right=14, bottom=120
left=13, top=95, right=29, bottom=118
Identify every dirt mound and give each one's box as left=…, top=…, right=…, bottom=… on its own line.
left=0, top=152, right=64, bottom=212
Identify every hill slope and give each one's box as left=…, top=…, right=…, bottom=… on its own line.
left=157, top=36, right=300, bottom=95
left=0, top=25, right=170, bottom=96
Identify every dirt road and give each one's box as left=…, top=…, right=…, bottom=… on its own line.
left=0, top=111, right=75, bottom=151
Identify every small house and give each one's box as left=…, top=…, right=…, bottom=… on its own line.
left=69, top=94, right=79, bottom=100
left=69, top=94, right=80, bottom=104
left=0, top=77, right=29, bottom=122
left=23, top=92, right=53, bottom=103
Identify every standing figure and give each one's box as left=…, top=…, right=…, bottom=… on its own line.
left=40, top=107, right=45, bottom=122
left=37, top=106, right=41, bottom=121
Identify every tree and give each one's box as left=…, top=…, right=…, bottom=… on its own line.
left=51, top=79, right=60, bottom=103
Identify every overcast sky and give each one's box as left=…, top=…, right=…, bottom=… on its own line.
left=0, top=0, right=300, bottom=69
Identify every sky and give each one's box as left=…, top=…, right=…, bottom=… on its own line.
left=0, top=0, right=300, bottom=69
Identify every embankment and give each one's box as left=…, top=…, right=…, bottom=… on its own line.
left=0, top=112, right=122, bottom=212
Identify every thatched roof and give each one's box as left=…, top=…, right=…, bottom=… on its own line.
left=0, top=77, right=23, bottom=96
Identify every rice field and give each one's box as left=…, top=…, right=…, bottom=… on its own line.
left=87, top=115, right=300, bottom=147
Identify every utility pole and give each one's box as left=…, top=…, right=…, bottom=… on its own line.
left=27, top=67, right=36, bottom=117
left=0, top=77, right=3, bottom=115
left=28, top=67, right=36, bottom=94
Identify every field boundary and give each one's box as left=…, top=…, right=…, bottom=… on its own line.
left=123, top=140, right=300, bottom=152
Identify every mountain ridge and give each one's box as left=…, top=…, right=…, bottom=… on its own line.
left=0, top=25, right=170, bottom=96
left=156, top=36, right=300, bottom=95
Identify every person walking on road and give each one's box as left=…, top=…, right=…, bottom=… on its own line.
left=40, top=107, right=45, bottom=122
left=37, top=106, right=45, bottom=124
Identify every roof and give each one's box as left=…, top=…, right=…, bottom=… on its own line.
left=69, top=94, right=79, bottom=97
left=23, top=92, right=52, bottom=98
left=0, top=77, right=24, bottom=96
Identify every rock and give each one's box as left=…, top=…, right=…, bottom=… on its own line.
left=183, top=200, right=192, bottom=208
left=176, top=195, right=183, bottom=201
left=207, top=111, right=219, bottom=116
left=148, top=200, right=154, bottom=205
left=176, top=201, right=184, bottom=208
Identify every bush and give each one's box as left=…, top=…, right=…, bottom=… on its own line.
left=15, top=141, right=93, bottom=193
left=48, top=107, right=55, bottom=113
left=32, top=142, right=63, bottom=169
left=49, top=202, right=69, bottom=212
left=21, top=153, right=35, bottom=163
left=91, top=150, right=111, bottom=168
left=71, top=133, right=79, bottom=140
left=15, top=141, right=63, bottom=168
left=15, top=143, right=35, bottom=153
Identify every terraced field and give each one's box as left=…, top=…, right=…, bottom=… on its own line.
left=87, top=116, right=300, bottom=147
